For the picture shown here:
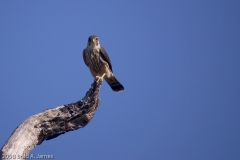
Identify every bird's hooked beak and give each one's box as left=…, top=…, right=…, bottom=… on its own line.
left=94, top=38, right=99, bottom=46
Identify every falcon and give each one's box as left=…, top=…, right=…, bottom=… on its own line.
left=83, top=35, right=124, bottom=92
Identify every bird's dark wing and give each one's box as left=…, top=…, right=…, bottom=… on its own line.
left=100, top=46, right=113, bottom=72
left=83, top=49, right=88, bottom=66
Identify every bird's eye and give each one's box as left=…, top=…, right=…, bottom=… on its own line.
left=96, top=38, right=98, bottom=41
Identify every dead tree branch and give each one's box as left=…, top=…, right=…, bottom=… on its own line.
left=1, top=80, right=102, bottom=160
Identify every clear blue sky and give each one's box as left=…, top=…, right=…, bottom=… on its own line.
left=0, top=1, right=240, bottom=160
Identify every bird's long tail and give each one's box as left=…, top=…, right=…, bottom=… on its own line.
left=105, top=76, right=124, bottom=92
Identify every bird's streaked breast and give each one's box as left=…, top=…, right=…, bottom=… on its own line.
left=84, top=48, right=104, bottom=72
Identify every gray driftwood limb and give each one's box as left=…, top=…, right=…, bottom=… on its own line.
left=1, top=80, right=102, bottom=160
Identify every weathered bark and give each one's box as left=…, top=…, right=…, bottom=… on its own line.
left=1, top=80, right=102, bottom=160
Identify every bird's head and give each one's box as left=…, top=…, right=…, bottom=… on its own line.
left=87, top=35, right=100, bottom=48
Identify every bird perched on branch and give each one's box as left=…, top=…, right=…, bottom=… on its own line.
left=83, top=35, right=124, bottom=92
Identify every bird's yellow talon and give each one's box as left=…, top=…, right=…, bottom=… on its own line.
left=96, top=73, right=106, bottom=82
